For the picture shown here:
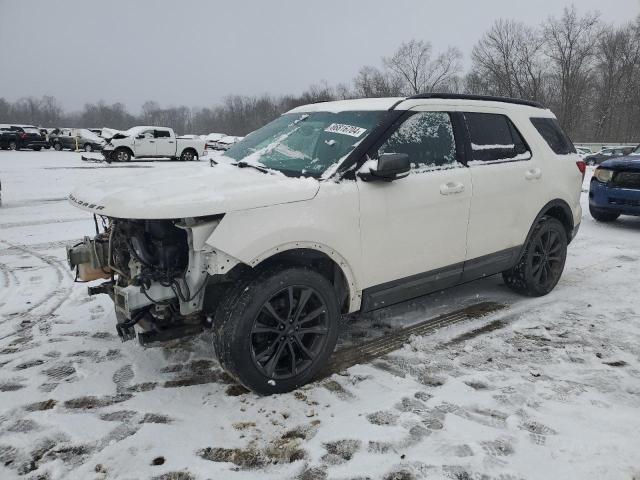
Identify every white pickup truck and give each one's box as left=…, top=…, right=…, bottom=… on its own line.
left=102, top=126, right=205, bottom=162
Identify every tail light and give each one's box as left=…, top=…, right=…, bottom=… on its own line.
left=19, top=133, right=27, bottom=139
left=576, top=161, right=586, bottom=179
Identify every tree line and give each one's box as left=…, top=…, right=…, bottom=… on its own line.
left=1, top=6, right=638, bottom=142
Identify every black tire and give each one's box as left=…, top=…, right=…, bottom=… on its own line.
left=53, top=142, right=62, bottom=151
left=84, top=143, right=93, bottom=152
left=9, top=141, right=18, bottom=151
left=33, top=146, right=42, bottom=151
left=502, top=216, right=567, bottom=297
left=114, top=148, right=131, bottom=162
left=589, top=205, right=619, bottom=222
left=212, top=266, right=340, bottom=395
left=180, top=149, right=197, bottom=161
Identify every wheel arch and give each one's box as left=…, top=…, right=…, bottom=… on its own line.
left=244, top=243, right=360, bottom=314
left=115, top=145, right=134, bottom=157
left=180, top=147, right=198, bottom=158
left=522, top=199, right=575, bottom=253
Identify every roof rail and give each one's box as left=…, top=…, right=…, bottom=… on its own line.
left=404, top=93, right=545, bottom=109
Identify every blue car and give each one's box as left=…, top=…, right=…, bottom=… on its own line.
left=589, top=145, right=640, bottom=222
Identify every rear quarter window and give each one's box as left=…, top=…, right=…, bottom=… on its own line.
left=530, top=117, right=576, bottom=155
left=464, top=112, right=530, bottom=162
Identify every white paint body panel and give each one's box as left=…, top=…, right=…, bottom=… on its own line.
left=69, top=163, right=320, bottom=219
left=68, top=97, right=583, bottom=314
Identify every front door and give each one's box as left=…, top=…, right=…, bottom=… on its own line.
left=135, top=130, right=156, bottom=157
left=357, top=110, right=472, bottom=309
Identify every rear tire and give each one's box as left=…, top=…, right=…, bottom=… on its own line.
left=180, top=149, right=197, bottom=161
left=503, top=216, right=567, bottom=297
left=589, top=205, right=619, bottom=222
left=212, top=266, right=340, bottom=395
left=53, top=142, right=62, bottom=151
left=33, top=147, right=42, bottom=151
left=84, top=143, right=93, bottom=152
left=9, top=141, right=17, bottom=151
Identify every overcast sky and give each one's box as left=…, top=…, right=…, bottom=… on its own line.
left=1, top=0, right=638, bottom=113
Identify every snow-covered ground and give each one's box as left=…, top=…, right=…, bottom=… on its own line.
left=1, top=151, right=639, bottom=480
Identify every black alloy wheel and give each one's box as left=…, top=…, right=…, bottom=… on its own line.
left=250, top=285, right=330, bottom=380
left=503, top=216, right=567, bottom=296
left=212, top=266, right=340, bottom=395
left=529, top=228, right=564, bottom=291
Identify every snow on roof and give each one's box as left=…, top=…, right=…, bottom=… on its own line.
left=288, top=97, right=403, bottom=114
left=287, top=96, right=551, bottom=114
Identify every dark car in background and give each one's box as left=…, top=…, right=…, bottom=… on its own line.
left=589, top=145, right=640, bottom=222
left=585, top=146, right=635, bottom=166
left=49, top=128, right=105, bottom=152
left=0, top=127, right=21, bottom=150
left=0, top=124, right=49, bottom=150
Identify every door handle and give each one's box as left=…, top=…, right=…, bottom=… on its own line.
left=525, top=168, right=542, bottom=180
left=168, top=141, right=175, bottom=144
left=149, top=140, right=155, bottom=143
left=440, top=181, right=465, bottom=195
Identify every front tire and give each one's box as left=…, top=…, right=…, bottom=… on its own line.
left=503, top=216, right=567, bottom=297
left=9, top=141, right=17, bottom=151
left=114, top=148, right=131, bottom=162
left=33, top=147, right=42, bottom=151
left=53, top=142, right=62, bottom=151
left=84, top=143, right=93, bottom=152
left=589, top=205, right=619, bottom=222
left=212, top=266, right=340, bottom=395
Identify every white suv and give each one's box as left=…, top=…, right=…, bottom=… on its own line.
left=67, top=94, right=584, bottom=394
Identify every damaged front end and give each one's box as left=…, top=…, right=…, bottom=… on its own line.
left=67, top=215, right=236, bottom=345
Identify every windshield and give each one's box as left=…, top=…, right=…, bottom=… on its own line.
left=632, top=145, right=640, bottom=155
left=224, top=111, right=385, bottom=177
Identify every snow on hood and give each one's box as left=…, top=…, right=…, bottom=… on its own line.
left=68, top=163, right=320, bottom=219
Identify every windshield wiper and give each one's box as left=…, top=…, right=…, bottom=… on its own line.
left=233, top=160, right=270, bottom=173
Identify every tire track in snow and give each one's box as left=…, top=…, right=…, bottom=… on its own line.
left=0, top=240, right=75, bottom=340
left=0, top=260, right=20, bottom=309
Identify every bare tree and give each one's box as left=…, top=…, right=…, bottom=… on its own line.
left=470, top=19, right=548, bottom=101
left=383, top=40, right=462, bottom=94
left=353, top=66, right=403, bottom=97
left=592, top=23, right=640, bottom=141
left=543, top=6, right=601, bottom=138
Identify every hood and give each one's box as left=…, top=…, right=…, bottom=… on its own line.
left=600, top=155, right=640, bottom=172
left=68, top=163, right=320, bottom=219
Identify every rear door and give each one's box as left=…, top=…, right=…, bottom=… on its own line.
left=154, top=129, right=175, bottom=157
left=357, top=109, right=472, bottom=307
left=463, top=110, right=540, bottom=277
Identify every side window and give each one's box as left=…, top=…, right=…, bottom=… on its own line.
left=465, top=112, right=530, bottom=162
left=154, top=130, right=170, bottom=138
left=378, top=112, right=457, bottom=169
left=141, top=130, right=154, bottom=139
left=530, top=117, right=576, bottom=155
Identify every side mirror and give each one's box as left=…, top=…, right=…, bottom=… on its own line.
left=358, top=153, right=410, bottom=182
left=136, top=134, right=145, bottom=139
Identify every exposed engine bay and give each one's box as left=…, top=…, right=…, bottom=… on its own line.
left=67, top=215, right=232, bottom=345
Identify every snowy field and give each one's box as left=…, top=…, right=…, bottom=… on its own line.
left=1, top=151, right=640, bottom=480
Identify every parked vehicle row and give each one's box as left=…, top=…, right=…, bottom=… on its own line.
left=584, top=145, right=636, bottom=165
left=204, top=133, right=244, bottom=151
left=0, top=124, right=49, bottom=150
